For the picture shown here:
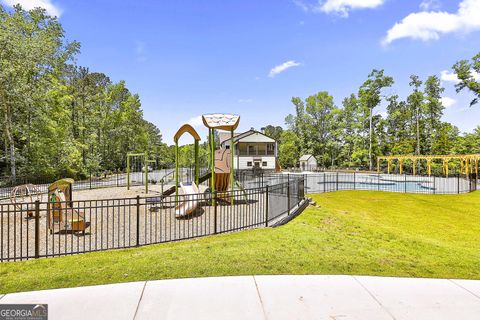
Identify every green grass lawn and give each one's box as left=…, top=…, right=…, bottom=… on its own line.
left=1, top=190, right=480, bottom=294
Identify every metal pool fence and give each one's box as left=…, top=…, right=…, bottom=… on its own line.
left=0, top=177, right=305, bottom=262
left=297, top=172, right=477, bottom=194
left=237, top=171, right=477, bottom=194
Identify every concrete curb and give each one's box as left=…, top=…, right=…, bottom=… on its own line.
left=2, top=275, right=480, bottom=320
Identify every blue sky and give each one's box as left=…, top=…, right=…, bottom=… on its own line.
left=3, top=0, right=480, bottom=144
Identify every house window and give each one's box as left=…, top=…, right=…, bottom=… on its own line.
left=267, top=143, right=275, bottom=155
left=262, top=161, right=268, bottom=167
left=247, top=161, right=253, bottom=167
left=248, top=145, right=256, bottom=155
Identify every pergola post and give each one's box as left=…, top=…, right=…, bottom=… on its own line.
left=427, top=159, right=431, bottom=176
left=465, top=158, right=469, bottom=178
left=475, top=158, right=478, bottom=182
left=399, top=159, right=403, bottom=175
left=412, top=159, right=416, bottom=176
left=387, top=159, right=391, bottom=174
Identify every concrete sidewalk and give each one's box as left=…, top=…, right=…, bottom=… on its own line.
left=1, top=275, right=480, bottom=319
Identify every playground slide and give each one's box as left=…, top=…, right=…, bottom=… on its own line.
left=175, top=182, right=200, bottom=218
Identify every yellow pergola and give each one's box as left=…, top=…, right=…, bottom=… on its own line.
left=377, top=154, right=480, bottom=178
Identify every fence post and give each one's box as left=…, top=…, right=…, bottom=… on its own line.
left=377, top=173, right=380, bottom=191
left=336, top=172, right=339, bottom=191
left=214, top=191, right=218, bottom=234
left=34, top=200, right=40, bottom=259
left=265, top=185, right=269, bottom=227
left=136, top=196, right=140, bottom=246
left=404, top=174, right=407, bottom=193
left=353, top=172, right=356, bottom=190
left=287, top=180, right=291, bottom=215
left=116, top=171, right=119, bottom=187
left=457, top=174, right=460, bottom=194
left=433, top=175, right=436, bottom=194
left=323, top=173, right=326, bottom=193
left=89, top=172, right=92, bottom=190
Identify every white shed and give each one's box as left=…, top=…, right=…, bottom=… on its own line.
left=299, top=154, right=317, bottom=171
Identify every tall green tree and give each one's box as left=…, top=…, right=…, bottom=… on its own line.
left=260, top=125, right=284, bottom=143
left=423, top=75, right=445, bottom=154
left=407, top=75, right=424, bottom=155
left=278, top=131, right=300, bottom=168
left=452, top=52, right=480, bottom=106
left=0, top=5, right=165, bottom=180
left=0, top=5, right=79, bottom=179
left=358, top=69, right=394, bottom=170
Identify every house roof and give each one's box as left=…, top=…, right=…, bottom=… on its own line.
left=299, top=154, right=315, bottom=161
left=220, top=130, right=276, bottom=146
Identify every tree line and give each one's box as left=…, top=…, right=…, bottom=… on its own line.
left=2, top=5, right=479, bottom=181
left=275, top=53, right=480, bottom=173
left=0, top=5, right=167, bottom=181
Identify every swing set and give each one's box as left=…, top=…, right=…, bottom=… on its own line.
left=126, top=152, right=156, bottom=193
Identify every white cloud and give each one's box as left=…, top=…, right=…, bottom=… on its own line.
left=383, top=0, right=480, bottom=45
left=440, top=96, right=456, bottom=108
left=1, top=0, right=62, bottom=17
left=293, top=0, right=310, bottom=11
left=319, top=0, right=386, bottom=17
left=185, top=115, right=203, bottom=128
left=268, top=60, right=301, bottom=77
left=440, top=69, right=480, bottom=84
left=293, top=0, right=385, bottom=17
left=419, top=0, right=440, bottom=11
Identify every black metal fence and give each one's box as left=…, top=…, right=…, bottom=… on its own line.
left=2, top=170, right=478, bottom=262
left=0, top=167, right=211, bottom=200
left=0, top=176, right=305, bottom=262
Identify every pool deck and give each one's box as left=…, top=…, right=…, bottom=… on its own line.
left=2, top=275, right=480, bottom=319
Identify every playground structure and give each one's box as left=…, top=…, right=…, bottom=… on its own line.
left=202, top=113, right=240, bottom=205
left=47, top=178, right=89, bottom=235
left=377, top=154, right=480, bottom=179
left=171, top=114, right=240, bottom=216
left=10, top=184, right=42, bottom=218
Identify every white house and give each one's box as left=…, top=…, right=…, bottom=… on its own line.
left=299, top=154, right=317, bottom=171
left=220, top=129, right=279, bottom=171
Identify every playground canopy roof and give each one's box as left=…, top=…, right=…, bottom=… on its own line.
left=48, top=178, right=74, bottom=192
left=202, top=114, right=240, bottom=131
left=174, top=124, right=201, bottom=142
